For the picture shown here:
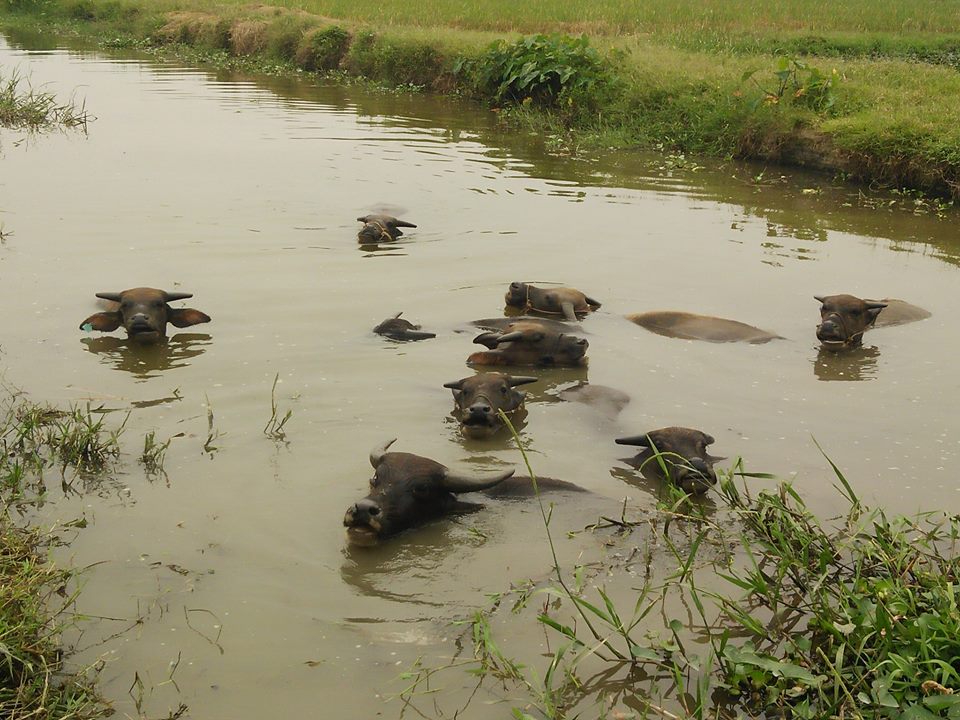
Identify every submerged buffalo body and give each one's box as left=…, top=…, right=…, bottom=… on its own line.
left=443, top=372, right=538, bottom=438
left=373, top=312, right=436, bottom=341
left=357, top=214, right=417, bottom=243
left=815, top=294, right=930, bottom=350
left=469, top=320, right=588, bottom=367
left=616, top=427, right=720, bottom=494
left=343, top=440, right=583, bottom=544
left=626, top=311, right=782, bottom=344
left=80, top=288, right=210, bottom=343
left=505, top=282, right=601, bottom=321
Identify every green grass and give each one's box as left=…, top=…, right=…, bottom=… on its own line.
left=4, top=0, right=959, bottom=198
left=84, top=0, right=960, bottom=36
left=0, top=393, right=113, bottom=720
left=395, top=417, right=960, bottom=719
left=0, top=67, right=90, bottom=130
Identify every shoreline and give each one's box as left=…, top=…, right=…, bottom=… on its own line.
left=1, top=1, right=958, bottom=200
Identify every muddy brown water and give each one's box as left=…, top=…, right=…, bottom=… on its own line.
left=2, top=33, right=959, bottom=718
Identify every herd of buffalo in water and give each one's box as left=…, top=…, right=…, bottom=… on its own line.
left=78, top=213, right=933, bottom=547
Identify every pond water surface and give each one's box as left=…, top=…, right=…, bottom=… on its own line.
left=1, top=32, right=959, bottom=719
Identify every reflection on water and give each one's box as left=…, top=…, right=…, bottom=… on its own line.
left=80, top=333, right=212, bottom=380
left=812, top=344, right=881, bottom=381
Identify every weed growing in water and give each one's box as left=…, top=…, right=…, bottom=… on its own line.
left=262, top=373, right=293, bottom=441
left=397, top=416, right=960, bottom=719
left=139, top=430, right=171, bottom=475
left=0, top=68, right=91, bottom=130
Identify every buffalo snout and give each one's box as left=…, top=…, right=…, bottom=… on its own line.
left=444, top=373, right=537, bottom=438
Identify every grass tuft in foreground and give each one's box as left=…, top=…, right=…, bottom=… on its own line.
left=399, top=415, right=960, bottom=719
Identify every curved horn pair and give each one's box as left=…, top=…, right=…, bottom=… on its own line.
left=95, top=290, right=194, bottom=302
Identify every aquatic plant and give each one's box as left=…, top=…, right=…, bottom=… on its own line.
left=0, top=68, right=90, bottom=130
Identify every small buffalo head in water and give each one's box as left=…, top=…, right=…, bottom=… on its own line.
left=616, top=427, right=719, bottom=494
left=443, top=372, right=538, bottom=439
left=343, top=439, right=515, bottom=544
left=469, top=320, right=588, bottom=367
left=80, top=288, right=211, bottom=343
left=504, top=282, right=601, bottom=321
left=357, top=214, right=417, bottom=243
left=814, top=294, right=887, bottom=350
left=373, top=312, right=436, bottom=341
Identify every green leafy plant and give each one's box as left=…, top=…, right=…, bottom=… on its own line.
left=455, top=34, right=614, bottom=109
left=740, top=56, right=839, bottom=112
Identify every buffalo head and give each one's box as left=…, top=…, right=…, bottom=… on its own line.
left=373, top=312, right=436, bottom=341
left=80, top=288, right=210, bottom=343
left=616, top=427, right=719, bottom=494
left=443, top=372, right=538, bottom=439
left=504, top=282, right=601, bottom=321
left=357, top=214, right=417, bottom=243
left=468, top=320, right=588, bottom=367
left=343, top=439, right=515, bottom=544
left=815, top=294, right=886, bottom=350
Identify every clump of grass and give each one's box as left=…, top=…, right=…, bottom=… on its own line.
left=139, top=429, right=170, bottom=475
left=400, top=417, right=960, bottom=719
left=0, top=69, right=91, bottom=130
left=262, top=373, right=293, bottom=441
left=0, top=518, right=106, bottom=720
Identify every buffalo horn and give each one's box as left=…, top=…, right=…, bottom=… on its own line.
left=615, top=434, right=653, bottom=447
left=95, top=292, right=123, bottom=302
left=865, top=301, right=888, bottom=310
left=813, top=295, right=826, bottom=303
left=163, top=291, right=194, bottom=302
left=441, top=466, right=514, bottom=493
left=442, top=379, right=465, bottom=390
left=368, top=438, right=398, bottom=468
left=491, top=331, right=524, bottom=345
left=508, top=375, right=539, bottom=387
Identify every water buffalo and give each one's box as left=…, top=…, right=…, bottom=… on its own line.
left=626, top=311, right=782, bottom=344
left=616, top=427, right=720, bottom=494
left=815, top=295, right=931, bottom=349
left=343, top=440, right=584, bottom=544
left=469, top=320, right=589, bottom=367
left=357, top=214, right=416, bottom=243
left=505, top=282, right=601, bottom=321
left=443, top=372, right=538, bottom=438
left=373, top=312, right=436, bottom=341
left=343, top=439, right=515, bottom=544
left=79, top=288, right=210, bottom=343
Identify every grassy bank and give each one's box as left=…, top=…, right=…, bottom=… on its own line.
left=0, top=393, right=119, bottom=720
left=2, top=0, right=960, bottom=198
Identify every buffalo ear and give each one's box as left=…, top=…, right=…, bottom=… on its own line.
left=702, top=433, right=716, bottom=446
left=168, top=308, right=211, bottom=328
left=80, top=311, right=122, bottom=332
left=865, top=302, right=887, bottom=326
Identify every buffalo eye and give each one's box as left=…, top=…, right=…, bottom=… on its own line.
left=500, top=386, right=508, bottom=395
left=412, top=483, right=433, bottom=499
left=152, top=300, right=164, bottom=308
